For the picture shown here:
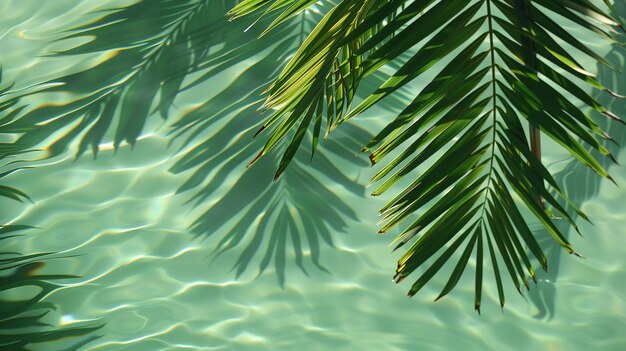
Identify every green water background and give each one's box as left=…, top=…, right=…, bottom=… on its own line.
left=1, top=1, right=626, bottom=350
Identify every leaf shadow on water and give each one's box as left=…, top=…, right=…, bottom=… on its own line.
left=167, top=17, right=412, bottom=286
left=1, top=76, right=102, bottom=351
left=0, top=0, right=412, bottom=289
left=528, top=2, right=626, bottom=320
left=0, top=240, right=104, bottom=351
left=171, top=112, right=373, bottom=286
left=0, top=0, right=238, bottom=159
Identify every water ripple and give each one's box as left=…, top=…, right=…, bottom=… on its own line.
left=3, top=1, right=626, bottom=350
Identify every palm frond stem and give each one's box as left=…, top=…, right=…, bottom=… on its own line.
left=514, top=0, right=544, bottom=206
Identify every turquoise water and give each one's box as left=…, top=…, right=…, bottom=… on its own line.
left=1, top=1, right=626, bottom=350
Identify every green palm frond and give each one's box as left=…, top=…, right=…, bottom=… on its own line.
left=0, top=238, right=104, bottom=350
left=235, top=0, right=625, bottom=310
left=1, top=69, right=31, bottom=204
left=0, top=77, right=31, bottom=202
left=234, top=0, right=388, bottom=178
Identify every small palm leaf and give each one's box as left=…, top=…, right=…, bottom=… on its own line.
left=0, top=244, right=104, bottom=350
left=235, top=0, right=624, bottom=310
left=0, top=70, right=32, bottom=203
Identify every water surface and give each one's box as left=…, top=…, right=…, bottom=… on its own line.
left=1, top=1, right=626, bottom=350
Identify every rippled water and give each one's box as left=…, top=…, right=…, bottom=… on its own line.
left=2, top=1, right=626, bottom=350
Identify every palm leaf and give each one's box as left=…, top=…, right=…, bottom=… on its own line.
left=235, top=0, right=624, bottom=310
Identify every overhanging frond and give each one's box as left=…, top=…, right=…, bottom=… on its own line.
left=236, top=0, right=625, bottom=310
left=242, top=0, right=391, bottom=178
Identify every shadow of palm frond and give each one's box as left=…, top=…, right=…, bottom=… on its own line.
left=1, top=0, right=379, bottom=287
left=167, top=0, right=424, bottom=285
left=529, top=2, right=626, bottom=320
left=1, top=75, right=102, bottom=351
left=166, top=6, right=389, bottom=285
left=0, top=232, right=104, bottom=351
left=172, top=117, right=372, bottom=286
left=0, top=0, right=241, bottom=159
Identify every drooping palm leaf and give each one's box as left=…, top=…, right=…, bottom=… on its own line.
left=235, top=0, right=624, bottom=310
left=235, top=0, right=391, bottom=177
